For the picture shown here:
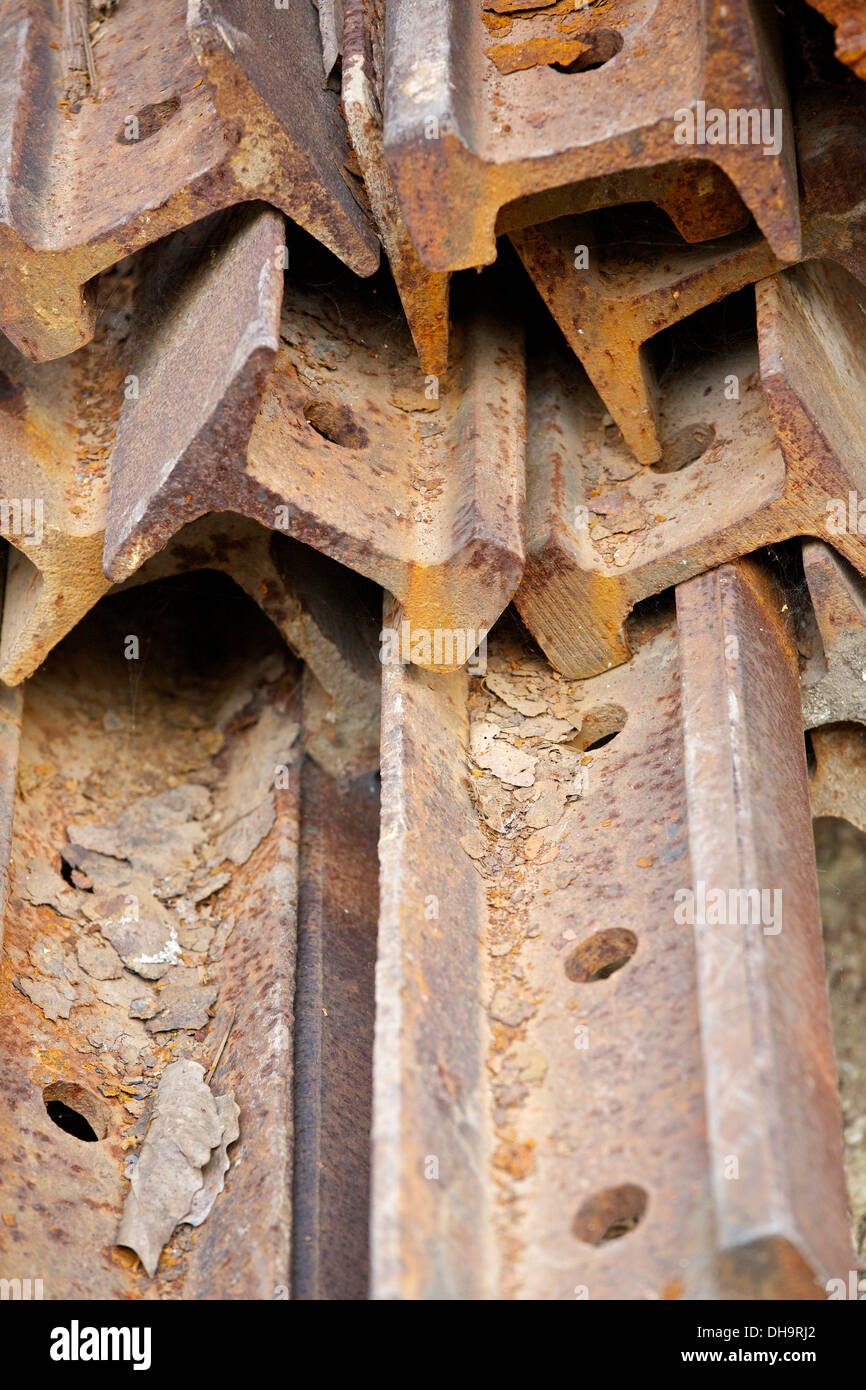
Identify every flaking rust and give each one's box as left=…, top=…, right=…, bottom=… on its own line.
left=0, top=0, right=377, bottom=362
left=0, top=567, right=379, bottom=1297
left=0, top=582, right=302, bottom=1297
left=0, top=0, right=863, bottom=1307
left=514, top=260, right=866, bottom=678
left=512, top=79, right=866, bottom=465
left=383, top=0, right=800, bottom=273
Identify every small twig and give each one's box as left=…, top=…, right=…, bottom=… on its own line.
left=80, top=10, right=98, bottom=95
left=62, top=0, right=87, bottom=73
left=61, top=1, right=97, bottom=100
left=206, top=1007, right=236, bottom=1083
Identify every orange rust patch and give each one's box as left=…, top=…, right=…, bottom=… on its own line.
left=493, top=1139, right=537, bottom=1180
left=485, top=34, right=589, bottom=73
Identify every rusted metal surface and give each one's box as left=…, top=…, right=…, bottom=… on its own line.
left=0, top=212, right=374, bottom=766
left=467, top=612, right=710, bottom=1300
left=343, top=0, right=450, bottom=375
left=373, top=599, right=492, bottom=1299
left=0, top=0, right=377, bottom=362
left=494, top=158, right=752, bottom=246
left=1, top=0, right=864, bottom=1308
left=800, top=539, right=866, bottom=731
left=806, top=0, right=866, bottom=79
left=373, top=576, right=853, bottom=1298
left=0, top=684, right=22, bottom=946
left=105, top=250, right=525, bottom=671
left=1, top=557, right=854, bottom=1303
left=0, top=271, right=118, bottom=686
left=293, top=761, right=379, bottom=1300
left=809, top=723, right=866, bottom=834
left=0, top=570, right=379, bottom=1298
left=515, top=259, right=866, bottom=678
left=383, top=0, right=800, bottom=273
left=0, top=209, right=380, bottom=766
left=513, top=208, right=779, bottom=466
left=799, top=537, right=866, bottom=831
left=102, top=203, right=284, bottom=582
left=677, top=560, right=851, bottom=1297
left=0, top=204, right=284, bottom=688
left=511, top=81, right=866, bottom=465
left=0, top=577, right=301, bottom=1297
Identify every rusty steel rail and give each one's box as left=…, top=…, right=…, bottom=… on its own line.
left=798, top=538, right=866, bottom=833
left=677, top=561, right=851, bottom=1297
left=0, top=684, right=22, bottom=947
left=513, top=207, right=781, bottom=467
left=373, top=599, right=491, bottom=1299
left=342, top=0, right=450, bottom=375
left=104, top=235, right=525, bottom=671
left=293, top=761, right=379, bottom=1300
left=0, top=291, right=115, bottom=686
left=0, top=0, right=377, bottom=362
left=0, top=203, right=284, bottom=687
left=3, top=201, right=521, bottom=690
left=0, top=360, right=382, bottom=775
left=0, top=570, right=377, bottom=1297
left=514, top=259, right=866, bottom=678
left=0, top=202, right=382, bottom=753
left=383, top=0, right=800, bottom=273
left=0, top=589, right=301, bottom=1296
left=372, top=561, right=853, bottom=1298
left=512, top=79, right=866, bottom=465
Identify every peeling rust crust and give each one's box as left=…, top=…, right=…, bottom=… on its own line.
left=0, top=572, right=379, bottom=1296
